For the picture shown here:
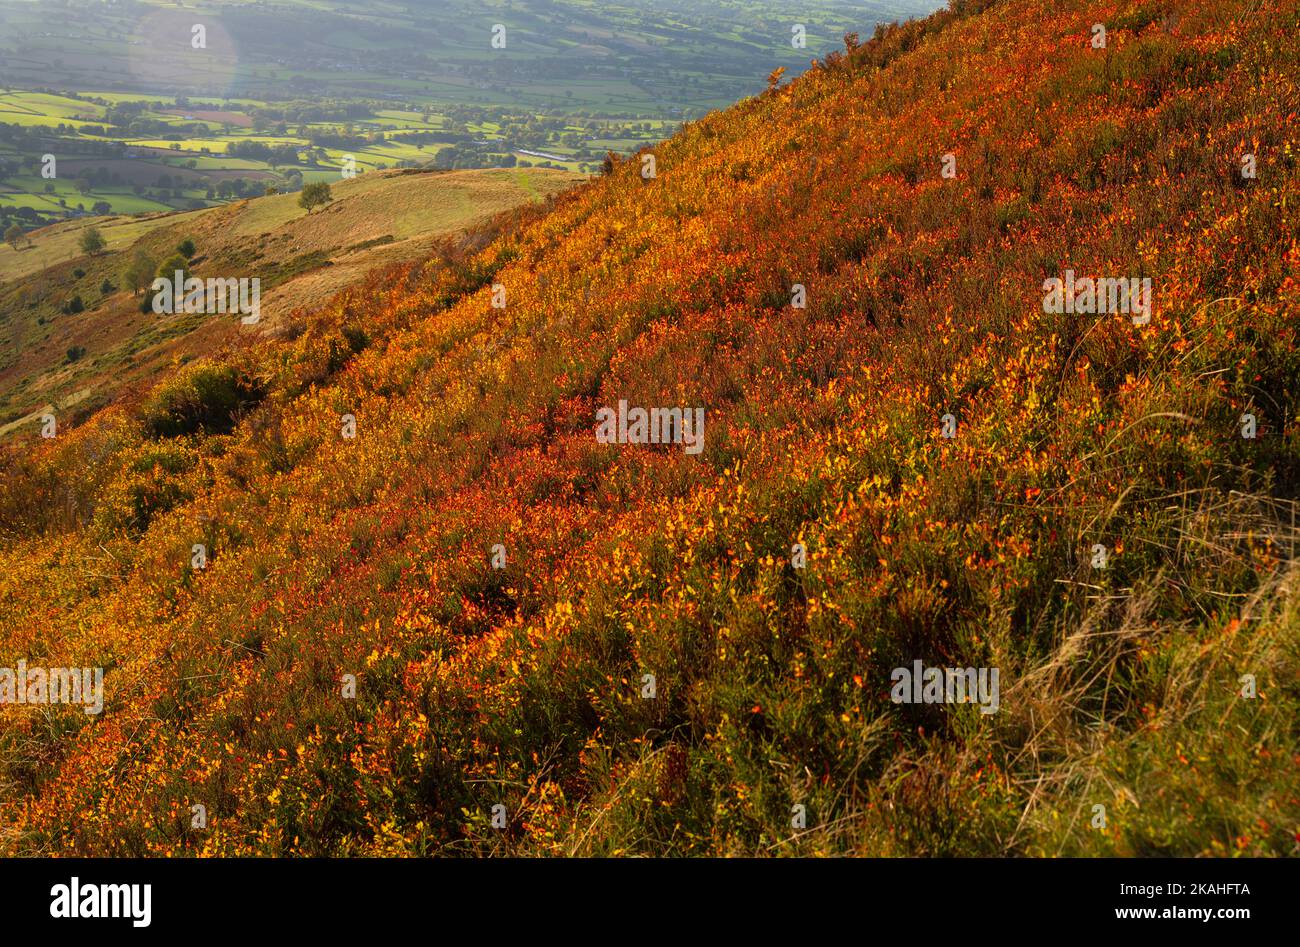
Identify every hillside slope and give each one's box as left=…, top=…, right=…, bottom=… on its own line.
left=0, top=167, right=583, bottom=437
left=0, top=0, right=1297, bottom=856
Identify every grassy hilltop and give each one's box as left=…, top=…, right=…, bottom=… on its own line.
left=0, top=0, right=1297, bottom=856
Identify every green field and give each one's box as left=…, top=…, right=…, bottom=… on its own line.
left=0, top=85, right=641, bottom=233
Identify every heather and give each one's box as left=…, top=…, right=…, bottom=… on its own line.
left=0, top=0, right=1297, bottom=856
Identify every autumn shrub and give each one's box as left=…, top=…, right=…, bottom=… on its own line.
left=142, top=360, right=267, bottom=439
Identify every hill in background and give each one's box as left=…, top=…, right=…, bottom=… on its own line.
left=0, top=0, right=939, bottom=108
left=0, top=0, right=941, bottom=231
left=0, top=166, right=583, bottom=436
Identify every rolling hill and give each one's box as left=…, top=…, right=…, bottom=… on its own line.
left=0, top=0, right=939, bottom=108
left=0, top=166, right=584, bottom=437
left=0, top=0, right=1297, bottom=857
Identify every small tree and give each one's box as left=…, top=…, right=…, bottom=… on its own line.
left=176, top=238, right=196, bottom=259
left=123, top=250, right=155, bottom=296
left=156, top=252, right=189, bottom=283
left=298, top=181, right=332, bottom=213
left=4, top=224, right=22, bottom=250
left=79, top=226, right=106, bottom=256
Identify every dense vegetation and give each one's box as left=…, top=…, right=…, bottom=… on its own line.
left=0, top=0, right=1297, bottom=856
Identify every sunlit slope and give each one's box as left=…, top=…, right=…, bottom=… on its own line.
left=0, top=168, right=583, bottom=437
left=0, top=0, right=1297, bottom=856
